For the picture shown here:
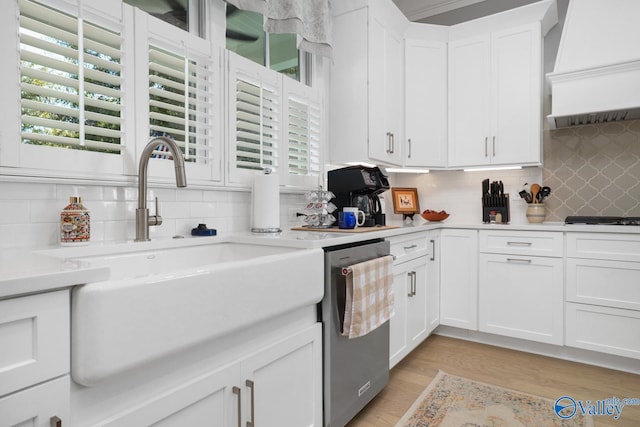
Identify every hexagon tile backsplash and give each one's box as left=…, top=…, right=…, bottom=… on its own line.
left=543, top=119, right=640, bottom=221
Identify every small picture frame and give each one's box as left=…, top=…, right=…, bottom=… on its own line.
left=391, top=187, right=420, bottom=215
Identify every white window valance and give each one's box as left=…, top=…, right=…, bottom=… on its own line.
left=226, top=0, right=332, bottom=57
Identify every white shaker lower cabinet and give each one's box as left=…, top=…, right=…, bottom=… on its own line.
left=439, top=229, right=478, bottom=330
left=99, top=323, right=323, bottom=427
left=240, top=323, right=322, bottom=427
left=478, top=230, right=563, bottom=345
left=388, top=232, right=438, bottom=368
left=565, top=233, right=640, bottom=360
left=0, top=290, right=70, bottom=427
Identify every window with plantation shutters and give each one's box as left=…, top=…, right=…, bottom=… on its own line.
left=138, top=8, right=221, bottom=182
left=228, top=52, right=281, bottom=184
left=284, top=80, right=321, bottom=187
left=148, top=46, right=213, bottom=163
left=227, top=51, right=323, bottom=188
left=14, top=0, right=126, bottom=174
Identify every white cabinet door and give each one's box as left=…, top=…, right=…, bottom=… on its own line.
left=0, top=376, right=69, bottom=427
left=439, top=229, right=478, bottom=330
left=241, top=324, right=322, bottom=427
left=367, top=11, right=404, bottom=165
left=479, top=254, right=563, bottom=345
left=490, top=23, right=542, bottom=165
left=98, top=324, right=322, bottom=427
left=426, top=232, right=440, bottom=334
left=448, top=22, right=542, bottom=168
left=390, top=257, right=428, bottom=368
left=390, top=266, right=410, bottom=367
left=330, top=7, right=369, bottom=163
left=330, top=2, right=407, bottom=166
left=404, top=39, right=448, bottom=167
left=100, top=363, right=239, bottom=427
left=448, top=34, right=491, bottom=167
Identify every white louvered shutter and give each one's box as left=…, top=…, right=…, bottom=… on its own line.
left=284, top=79, right=321, bottom=188
left=139, top=9, right=220, bottom=182
left=228, top=52, right=281, bottom=185
left=16, top=0, right=125, bottom=174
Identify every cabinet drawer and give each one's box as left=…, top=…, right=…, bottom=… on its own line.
left=479, top=254, right=564, bottom=345
left=566, top=258, right=640, bottom=311
left=388, top=232, right=429, bottom=263
left=567, top=233, right=640, bottom=262
left=0, top=290, right=69, bottom=397
left=479, top=230, right=562, bottom=257
left=566, top=303, right=640, bottom=360
left=0, top=375, right=70, bottom=427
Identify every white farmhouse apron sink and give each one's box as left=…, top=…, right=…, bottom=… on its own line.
left=44, top=241, right=324, bottom=386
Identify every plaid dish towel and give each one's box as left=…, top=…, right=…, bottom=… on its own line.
left=342, top=255, right=395, bottom=339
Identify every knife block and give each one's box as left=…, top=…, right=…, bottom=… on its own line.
left=482, top=194, right=510, bottom=223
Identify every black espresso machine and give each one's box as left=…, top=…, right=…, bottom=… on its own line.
left=328, top=165, right=390, bottom=227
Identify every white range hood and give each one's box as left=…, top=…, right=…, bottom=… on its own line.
left=546, top=0, right=640, bottom=128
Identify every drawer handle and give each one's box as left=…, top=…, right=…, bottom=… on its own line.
left=507, top=258, right=532, bottom=263
left=507, top=241, right=532, bottom=246
left=50, top=417, right=62, bottom=427
left=232, top=386, right=242, bottom=427
left=404, top=244, right=418, bottom=251
left=246, top=379, right=255, bottom=427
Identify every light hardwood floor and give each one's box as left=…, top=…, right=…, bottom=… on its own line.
left=347, top=335, right=640, bottom=427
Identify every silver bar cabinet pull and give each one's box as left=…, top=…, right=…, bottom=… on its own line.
left=507, top=258, right=532, bottom=263
left=232, top=386, right=242, bottom=427
left=430, top=239, right=435, bottom=261
left=507, top=241, right=532, bottom=246
left=408, top=138, right=412, bottom=158
left=246, top=379, right=255, bottom=427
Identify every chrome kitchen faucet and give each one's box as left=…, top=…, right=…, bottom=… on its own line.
left=135, top=136, right=187, bottom=241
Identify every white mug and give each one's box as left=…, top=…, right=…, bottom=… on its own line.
left=343, top=207, right=366, bottom=227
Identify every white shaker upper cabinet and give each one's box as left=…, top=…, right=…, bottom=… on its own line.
left=330, top=0, right=408, bottom=166
left=448, top=22, right=543, bottom=168
left=404, top=38, right=448, bottom=168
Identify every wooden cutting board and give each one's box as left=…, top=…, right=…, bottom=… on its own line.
left=291, top=225, right=399, bottom=233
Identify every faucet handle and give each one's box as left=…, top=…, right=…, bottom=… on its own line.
left=149, top=196, right=163, bottom=226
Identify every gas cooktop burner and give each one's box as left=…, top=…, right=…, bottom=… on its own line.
left=565, top=216, right=640, bottom=225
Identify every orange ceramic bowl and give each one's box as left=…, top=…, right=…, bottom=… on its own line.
left=421, top=211, right=450, bottom=222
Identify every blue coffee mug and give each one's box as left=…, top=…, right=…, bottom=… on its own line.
left=339, top=211, right=357, bottom=229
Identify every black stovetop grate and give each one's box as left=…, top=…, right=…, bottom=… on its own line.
left=565, top=216, right=640, bottom=225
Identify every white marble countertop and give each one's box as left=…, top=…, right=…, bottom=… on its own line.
left=2, top=220, right=639, bottom=299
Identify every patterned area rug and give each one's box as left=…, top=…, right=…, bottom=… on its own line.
left=396, top=371, right=593, bottom=427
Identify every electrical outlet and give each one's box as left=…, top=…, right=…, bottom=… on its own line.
left=288, top=207, right=300, bottom=221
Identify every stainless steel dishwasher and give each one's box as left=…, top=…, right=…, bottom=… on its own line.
left=320, top=239, right=391, bottom=426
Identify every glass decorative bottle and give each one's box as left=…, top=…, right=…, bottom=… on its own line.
left=60, top=196, right=90, bottom=245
